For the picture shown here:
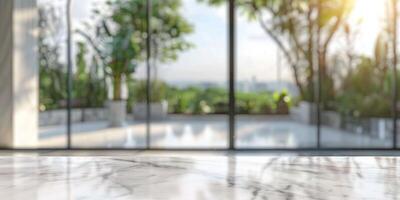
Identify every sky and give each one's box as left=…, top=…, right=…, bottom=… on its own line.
left=38, top=0, right=388, bottom=84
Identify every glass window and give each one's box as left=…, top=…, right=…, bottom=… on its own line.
left=321, top=0, right=393, bottom=148
left=149, top=0, right=228, bottom=148
left=38, top=0, right=68, bottom=148
left=235, top=1, right=318, bottom=148
left=70, top=0, right=147, bottom=148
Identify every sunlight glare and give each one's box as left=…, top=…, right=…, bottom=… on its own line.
left=349, top=0, right=388, bottom=55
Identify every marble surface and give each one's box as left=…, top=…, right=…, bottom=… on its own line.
left=0, top=152, right=400, bottom=199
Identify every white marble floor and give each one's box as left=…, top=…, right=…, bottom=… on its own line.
left=0, top=151, right=400, bottom=200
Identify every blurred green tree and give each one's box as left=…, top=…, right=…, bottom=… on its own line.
left=38, top=5, right=66, bottom=110
left=201, top=0, right=354, bottom=107
left=78, top=0, right=193, bottom=101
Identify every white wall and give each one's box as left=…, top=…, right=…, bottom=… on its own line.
left=0, top=0, right=38, bottom=148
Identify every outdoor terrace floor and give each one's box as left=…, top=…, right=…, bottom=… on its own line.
left=39, top=115, right=392, bottom=149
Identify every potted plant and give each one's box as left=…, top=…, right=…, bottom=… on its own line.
left=132, top=80, right=168, bottom=120
left=78, top=0, right=147, bottom=126
left=128, top=0, right=194, bottom=120
left=79, top=0, right=193, bottom=125
left=105, top=41, right=141, bottom=127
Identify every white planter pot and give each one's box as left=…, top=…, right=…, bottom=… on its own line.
left=107, top=100, right=127, bottom=127
left=342, top=117, right=392, bottom=140
left=290, top=101, right=317, bottom=124
left=133, top=100, right=168, bottom=120
left=322, top=111, right=341, bottom=129
left=369, top=118, right=392, bottom=140
left=39, top=108, right=106, bottom=126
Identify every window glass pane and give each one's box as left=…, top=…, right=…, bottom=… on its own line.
left=70, top=0, right=147, bottom=148
left=235, top=1, right=317, bottom=148
left=321, top=0, right=393, bottom=148
left=149, top=0, right=228, bottom=148
left=38, top=0, right=68, bottom=148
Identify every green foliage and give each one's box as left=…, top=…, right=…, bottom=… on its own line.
left=39, top=67, right=67, bottom=110
left=168, top=87, right=205, bottom=114
left=151, top=0, right=194, bottom=64
left=38, top=5, right=66, bottom=111
left=79, top=0, right=147, bottom=100
left=236, top=90, right=291, bottom=114
left=74, top=42, right=89, bottom=105
left=200, top=0, right=354, bottom=104
left=73, top=42, right=108, bottom=108
left=128, top=82, right=291, bottom=115
left=130, top=80, right=167, bottom=103
left=39, top=41, right=108, bottom=110
left=80, top=0, right=193, bottom=100
left=236, top=92, right=274, bottom=114
left=39, top=5, right=108, bottom=111
left=167, top=87, right=228, bottom=114
left=336, top=56, right=393, bottom=118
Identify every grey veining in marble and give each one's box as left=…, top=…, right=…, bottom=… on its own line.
left=0, top=154, right=399, bottom=200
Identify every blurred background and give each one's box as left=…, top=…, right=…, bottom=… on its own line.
left=28, top=0, right=400, bottom=149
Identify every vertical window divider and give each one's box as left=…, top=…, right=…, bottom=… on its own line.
left=66, top=0, right=73, bottom=149
left=316, top=0, right=322, bottom=149
left=228, top=0, right=236, bottom=150
left=391, top=0, right=398, bottom=149
left=146, top=0, right=152, bottom=149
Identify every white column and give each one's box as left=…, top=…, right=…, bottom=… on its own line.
left=0, top=0, right=38, bottom=148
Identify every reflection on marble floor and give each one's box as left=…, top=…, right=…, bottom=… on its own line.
left=0, top=153, right=400, bottom=200
left=39, top=115, right=392, bottom=148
